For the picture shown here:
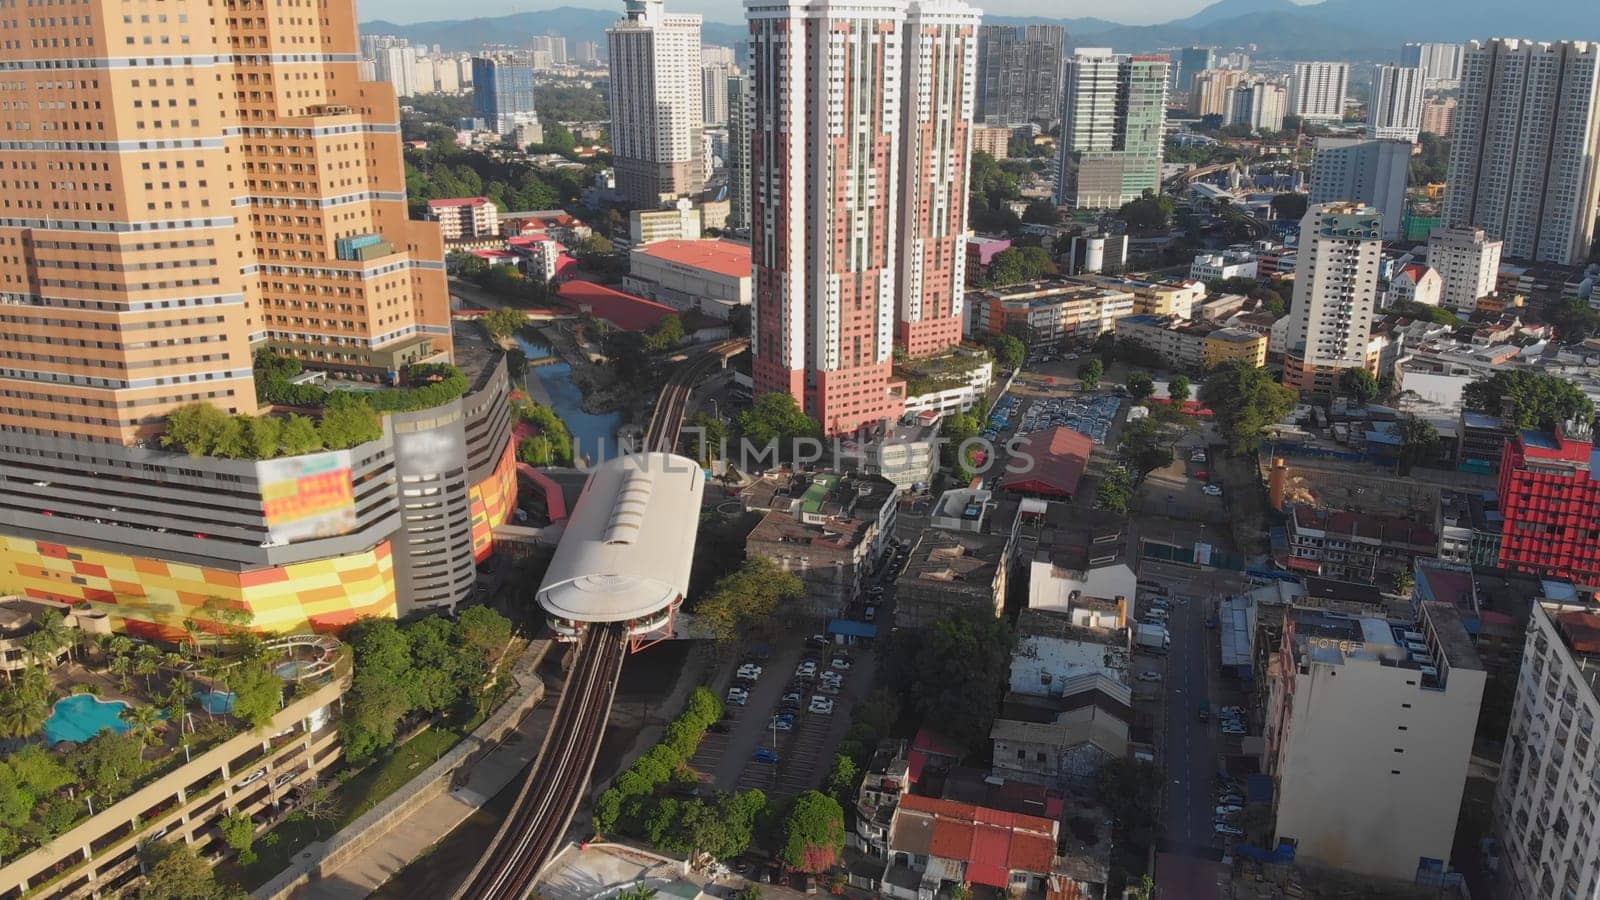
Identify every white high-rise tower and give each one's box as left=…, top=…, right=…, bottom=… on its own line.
left=1283, top=203, right=1384, bottom=400
left=1367, top=64, right=1425, bottom=141
left=608, top=0, right=705, bottom=206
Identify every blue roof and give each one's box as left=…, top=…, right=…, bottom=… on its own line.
left=1521, top=429, right=1561, bottom=450
left=1461, top=410, right=1503, bottom=429
left=827, top=618, right=878, bottom=638
left=1365, top=429, right=1403, bottom=446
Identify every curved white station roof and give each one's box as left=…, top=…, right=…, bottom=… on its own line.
left=537, top=452, right=705, bottom=623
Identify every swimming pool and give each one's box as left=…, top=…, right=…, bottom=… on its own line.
left=195, top=689, right=236, bottom=715
left=274, top=660, right=315, bottom=679
left=43, top=695, right=131, bottom=744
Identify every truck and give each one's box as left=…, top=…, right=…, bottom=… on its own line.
left=1134, top=623, right=1171, bottom=654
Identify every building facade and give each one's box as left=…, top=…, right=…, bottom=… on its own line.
left=1266, top=604, right=1485, bottom=882
left=1282, top=204, right=1384, bottom=399
left=1056, top=50, right=1169, bottom=210
left=1444, top=39, right=1600, bottom=266
left=1309, top=137, right=1411, bottom=241
left=1421, top=96, right=1457, bottom=138
left=1189, top=68, right=1253, bottom=117
left=1427, top=226, right=1503, bottom=312
left=726, top=72, right=752, bottom=231
left=1226, top=80, right=1286, bottom=133
left=701, top=61, right=734, bottom=127
left=1177, top=46, right=1215, bottom=93
left=428, top=198, right=503, bottom=240
left=1401, top=41, right=1463, bottom=90
left=896, top=0, right=981, bottom=358
left=626, top=239, right=753, bottom=320
left=472, top=54, right=540, bottom=135
left=1368, top=64, right=1426, bottom=141
left=974, top=24, right=1066, bottom=127
left=1496, top=601, right=1600, bottom=900
left=608, top=0, right=706, bottom=206
left=1288, top=61, right=1349, bottom=121
left=1496, top=426, right=1600, bottom=593
left=967, top=281, right=1135, bottom=350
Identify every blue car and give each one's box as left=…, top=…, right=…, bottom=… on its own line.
left=753, top=748, right=781, bottom=765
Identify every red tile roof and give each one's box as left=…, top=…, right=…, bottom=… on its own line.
left=557, top=279, right=677, bottom=332
left=893, top=794, right=1058, bottom=882
left=1001, top=427, right=1092, bottom=497
left=636, top=239, right=753, bottom=279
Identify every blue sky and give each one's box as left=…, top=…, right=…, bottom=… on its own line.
left=359, top=0, right=1266, bottom=25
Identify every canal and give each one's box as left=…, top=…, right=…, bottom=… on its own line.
left=514, top=331, right=624, bottom=466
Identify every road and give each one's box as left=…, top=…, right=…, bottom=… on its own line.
left=1143, top=562, right=1221, bottom=853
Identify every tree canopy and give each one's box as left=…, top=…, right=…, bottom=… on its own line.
left=1095, top=465, right=1135, bottom=514
left=985, top=246, right=1056, bottom=286
left=736, top=392, right=819, bottom=448
left=1167, top=375, right=1191, bottom=404
left=1078, top=358, right=1104, bottom=391
left=887, top=609, right=1014, bottom=750
left=1118, top=417, right=1174, bottom=477
left=1339, top=368, right=1381, bottom=406
left=968, top=151, right=1022, bottom=234
left=987, top=333, right=1026, bottom=370
left=1201, top=361, right=1296, bottom=454
left=1126, top=371, right=1154, bottom=402
left=1269, top=192, right=1308, bottom=222
left=482, top=307, right=527, bottom=342
left=694, top=556, right=804, bottom=642
left=1116, top=192, right=1174, bottom=235
left=779, top=791, right=847, bottom=874
left=1462, top=370, right=1594, bottom=430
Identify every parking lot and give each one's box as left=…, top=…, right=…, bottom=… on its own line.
left=1133, top=433, right=1230, bottom=526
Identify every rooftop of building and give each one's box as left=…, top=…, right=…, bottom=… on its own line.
left=929, top=487, right=996, bottom=527
left=631, top=238, right=753, bottom=279
left=899, top=533, right=1008, bottom=598
left=1209, top=326, right=1265, bottom=344
left=999, top=427, right=1093, bottom=496
left=1288, top=504, right=1439, bottom=550
left=1438, top=488, right=1503, bottom=534
left=1300, top=576, right=1385, bottom=609
left=888, top=794, right=1058, bottom=881
left=427, top=196, right=494, bottom=208
left=1285, top=601, right=1482, bottom=674
left=1548, top=604, right=1600, bottom=694
left=744, top=471, right=895, bottom=551
left=969, top=279, right=1132, bottom=307
left=1017, top=605, right=1125, bottom=643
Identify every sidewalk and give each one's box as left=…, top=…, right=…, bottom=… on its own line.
left=286, top=658, right=564, bottom=900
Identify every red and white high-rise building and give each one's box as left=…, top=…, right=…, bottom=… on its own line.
left=897, top=0, right=981, bottom=358
left=747, top=0, right=980, bottom=436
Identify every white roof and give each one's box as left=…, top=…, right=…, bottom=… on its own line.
left=537, top=452, right=705, bottom=623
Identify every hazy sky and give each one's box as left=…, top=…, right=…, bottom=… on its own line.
left=359, top=0, right=1290, bottom=25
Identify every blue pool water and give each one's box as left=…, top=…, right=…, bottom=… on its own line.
left=274, top=660, right=315, bottom=680
left=43, top=695, right=131, bottom=744
left=195, top=689, right=236, bottom=715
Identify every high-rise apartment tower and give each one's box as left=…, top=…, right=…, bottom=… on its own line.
left=1056, top=49, right=1169, bottom=210
left=975, top=24, right=1065, bottom=127
left=609, top=0, right=706, bottom=206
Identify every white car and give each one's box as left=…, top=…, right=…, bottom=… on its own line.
left=726, top=687, right=750, bottom=705
left=1216, top=805, right=1243, bottom=816
left=1214, top=823, right=1243, bottom=837
left=770, top=715, right=795, bottom=732
left=808, top=696, right=835, bottom=715
left=795, top=661, right=818, bottom=678
left=1136, top=671, right=1162, bottom=682
left=238, top=767, right=268, bottom=787
left=1203, top=485, right=1223, bottom=497
left=820, top=670, right=843, bottom=686
left=736, top=664, right=763, bottom=681
left=830, top=656, right=852, bottom=671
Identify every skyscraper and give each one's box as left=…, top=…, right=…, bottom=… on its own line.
left=1189, top=68, right=1252, bottom=117
left=0, top=0, right=517, bottom=631
left=897, top=0, right=982, bottom=357
left=702, top=63, right=735, bottom=127
left=975, top=24, right=1065, bottom=127
left=1400, top=42, right=1463, bottom=90
left=609, top=0, right=705, bottom=207
left=1421, top=96, right=1457, bottom=138
left=1288, top=61, right=1349, bottom=121
left=1225, top=80, right=1286, bottom=133
left=1427, top=226, right=1503, bottom=313
left=726, top=72, right=752, bottom=232
left=1367, top=64, right=1425, bottom=141
left=1444, top=39, right=1600, bottom=266
left=1308, top=137, right=1411, bottom=241
left=1177, top=46, right=1215, bottom=93
left=530, top=34, right=569, bottom=65
left=1056, top=49, right=1170, bottom=210
left=747, top=0, right=980, bottom=434
left=577, top=40, right=603, bottom=65
left=1282, top=204, right=1384, bottom=399
left=472, top=55, right=540, bottom=134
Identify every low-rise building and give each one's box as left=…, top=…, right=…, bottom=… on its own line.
left=428, top=196, right=501, bottom=239
left=629, top=198, right=703, bottom=244
left=1071, top=274, right=1204, bottom=320
left=1266, top=602, right=1485, bottom=882
left=882, top=794, right=1064, bottom=899
left=966, top=280, right=1134, bottom=350
left=1190, top=247, right=1260, bottom=282
left=744, top=471, right=899, bottom=616
left=1284, top=504, right=1439, bottom=585
left=508, top=233, right=569, bottom=282
left=1389, top=262, right=1442, bottom=307
left=1114, top=314, right=1267, bottom=371
left=1435, top=488, right=1503, bottom=567
left=894, top=531, right=1015, bottom=629
left=965, top=235, right=1013, bottom=283
left=896, top=348, right=996, bottom=419
left=1026, top=517, right=1135, bottom=612
left=972, top=125, right=1012, bottom=158
left=625, top=238, right=753, bottom=320
left=1495, top=600, right=1600, bottom=900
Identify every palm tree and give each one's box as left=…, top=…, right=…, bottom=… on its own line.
left=32, top=608, right=73, bottom=664
left=110, top=654, right=134, bottom=693
left=105, top=635, right=133, bottom=671
left=134, top=645, right=161, bottom=693
left=0, top=669, right=52, bottom=739
left=120, top=704, right=166, bottom=746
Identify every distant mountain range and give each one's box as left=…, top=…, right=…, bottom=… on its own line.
left=361, top=0, right=1597, bottom=61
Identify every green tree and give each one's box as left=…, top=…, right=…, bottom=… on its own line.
left=1393, top=568, right=1416, bottom=597
left=138, top=840, right=246, bottom=899
left=779, top=791, right=846, bottom=874
left=224, top=660, right=283, bottom=730
left=71, top=731, right=150, bottom=803
left=218, top=809, right=258, bottom=864
left=482, top=307, right=526, bottom=342
left=986, top=246, right=1056, bottom=286
left=1201, top=361, right=1296, bottom=454
left=0, top=668, right=51, bottom=739
left=1462, top=370, right=1595, bottom=430
left=644, top=314, right=686, bottom=352
left=1078, top=358, right=1103, bottom=391
left=1118, top=417, right=1174, bottom=476
left=120, top=704, right=167, bottom=746
left=1542, top=296, right=1600, bottom=341
left=1116, top=192, right=1174, bottom=235
left=1022, top=198, right=1059, bottom=225
left=318, top=404, right=383, bottom=449
left=735, top=392, right=818, bottom=448
left=887, top=609, right=1013, bottom=749
left=1385, top=298, right=1460, bottom=326
left=1410, top=132, right=1451, bottom=184
left=457, top=605, right=514, bottom=667
left=987, top=333, right=1026, bottom=370
left=695, top=557, right=805, bottom=641
left=968, top=151, right=1022, bottom=233
left=1269, top=192, right=1308, bottom=222
left=1396, top=414, right=1441, bottom=475
left=1167, top=375, right=1191, bottom=404
left=162, top=403, right=235, bottom=456
left=1126, top=371, right=1155, bottom=402
left=823, top=754, right=859, bottom=804
left=1095, top=465, right=1135, bottom=514
left=1340, top=368, right=1380, bottom=406
left=735, top=887, right=765, bottom=900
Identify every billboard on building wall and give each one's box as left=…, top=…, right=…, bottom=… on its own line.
left=258, top=450, right=357, bottom=542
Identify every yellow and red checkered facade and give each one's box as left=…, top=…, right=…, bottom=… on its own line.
left=0, top=536, right=396, bottom=641
left=468, top=441, right=518, bottom=561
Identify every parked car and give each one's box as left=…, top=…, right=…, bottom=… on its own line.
left=830, top=656, right=852, bottom=671
left=795, top=660, right=818, bottom=678
left=807, top=634, right=829, bottom=648
left=736, top=663, right=763, bottom=681
left=238, top=767, right=268, bottom=787
left=864, top=605, right=877, bottom=622
left=781, top=692, right=802, bottom=708
left=1216, top=805, right=1243, bottom=816
left=1203, top=484, right=1223, bottom=497
left=820, top=671, right=843, bottom=687
left=752, top=748, right=780, bottom=765
left=809, top=696, right=835, bottom=715
left=1137, top=671, right=1162, bottom=682
left=1215, top=824, right=1244, bottom=837
left=726, top=687, right=750, bottom=705
left=770, top=714, right=795, bottom=731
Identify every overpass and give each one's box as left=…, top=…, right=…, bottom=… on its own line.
left=644, top=338, right=747, bottom=453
